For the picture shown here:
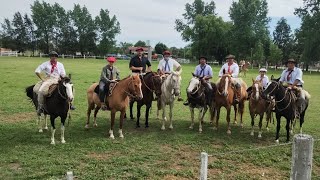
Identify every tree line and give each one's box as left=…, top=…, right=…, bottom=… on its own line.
left=1, top=0, right=319, bottom=70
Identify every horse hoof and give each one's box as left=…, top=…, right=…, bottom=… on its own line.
left=44, top=127, right=48, bottom=130
left=233, top=121, right=237, bottom=125
left=240, top=123, right=244, bottom=128
left=161, top=126, right=165, bottom=131
left=169, top=125, right=173, bottom=130
left=275, top=139, right=279, bottom=144
left=39, top=129, right=43, bottom=133
left=266, top=127, right=269, bottom=132
left=93, top=124, right=98, bottom=127
left=109, top=135, right=115, bottom=139
left=119, top=135, right=124, bottom=138
left=290, top=130, right=294, bottom=135
left=61, top=140, right=66, bottom=144
left=50, top=141, right=55, bottom=145
left=189, top=126, right=194, bottom=130
left=250, top=131, right=254, bottom=136
left=199, top=129, right=202, bottom=133
left=85, top=124, right=89, bottom=129
left=227, top=130, right=231, bottom=134
left=130, top=117, right=135, bottom=120
left=258, top=134, right=262, bottom=138
left=145, top=125, right=149, bottom=128
left=213, top=127, right=217, bottom=131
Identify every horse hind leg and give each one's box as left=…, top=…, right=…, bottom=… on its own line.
left=85, top=103, right=94, bottom=129
left=250, top=113, right=255, bottom=136
left=145, top=104, right=151, bottom=128
left=93, top=106, right=100, bottom=127
left=168, top=103, right=174, bottom=130
left=119, top=111, right=125, bottom=138
left=61, top=117, right=67, bottom=144
left=189, top=106, right=195, bottom=130
left=50, top=116, right=57, bottom=145
left=109, top=111, right=116, bottom=139
left=233, top=104, right=238, bottom=125
left=198, top=107, right=205, bottom=133
left=136, top=104, right=142, bottom=128
left=37, top=114, right=43, bottom=132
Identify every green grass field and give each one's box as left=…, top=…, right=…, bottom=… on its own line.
left=0, top=57, right=319, bottom=179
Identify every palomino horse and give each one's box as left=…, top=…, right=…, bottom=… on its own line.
left=129, top=72, right=162, bottom=128
left=249, top=79, right=273, bottom=138
left=157, top=71, right=182, bottom=130
left=186, top=74, right=216, bottom=133
left=86, top=75, right=143, bottom=139
left=26, top=77, right=74, bottom=144
left=239, top=60, right=250, bottom=77
left=213, top=74, right=247, bottom=134
left=262, top=76, right=310, bottom=143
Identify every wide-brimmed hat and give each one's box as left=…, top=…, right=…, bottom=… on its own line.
left=49, top=51, right=59, bottom=57
left=225, top=54, right=235, bottom=59
left=106, top=57, right=116, bottom=62
left=259, top=68, right=267, bottom=72
left=285, top=58, right=297, bottom=64
left=136, top=47, right=144, bottom=51
left=163, top=50, right=171, bottom=55
left=199, top=56, right=207, bottom=61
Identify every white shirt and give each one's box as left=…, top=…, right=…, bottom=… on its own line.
left=194, top=64, right=213, bottom=78
left=279, top=67, right=304, bottom=85
left=218, top=62, right=239, bottom=78
left=255, top=75, right=269, bottom=89
left=35, top=61, right=66, bottom=78
left=157, top=58, right=181, bottom=73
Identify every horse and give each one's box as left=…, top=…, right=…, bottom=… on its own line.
left=262, top=76, right=310, bottom=143
left=85, top=74, right=143, bottom=139
left=239, top=60, right=250, bottom=77
left=26, top=77, right=74, bottom=144
left=186, top=74, right=216, bottom=133
left=129, top=72, right=162, bottom=128
left=248, top=79, right=273, bottom=138
left=157, top=71, right=182, bottom=130
left=213, top=74, right=247, bottom=134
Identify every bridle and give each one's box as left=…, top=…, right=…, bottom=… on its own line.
left=123, top=76, right=141, bottom=99
left=265, top=81, right=292, bottom=112
left=217, top=76, right=231, bottom=96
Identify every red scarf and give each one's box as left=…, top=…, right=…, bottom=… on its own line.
left=227, top=63, right=233, bottom=74
left=50, top=61, right=57, bottom=73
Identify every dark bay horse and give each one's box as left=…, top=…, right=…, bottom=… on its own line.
left=26, top=77, right=74, bottom=144
left=262, top=76, right=310, bottom=143
left=213, top=74, right=247, bottom=134
left=186, top=74, right=216, bottom=133
left=249, top=79, right=272, bottom=138
left=86, top=75, right=143, bottom=139
left=129, top=72, right=162, bottom=128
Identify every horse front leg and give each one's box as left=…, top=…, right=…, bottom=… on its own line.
left=109, top=110, right=116, bottom=139
left=250, top=112, right=255, bottom=136
left=233, top=104, right=238, bottom=125
left=239, top=101, right=245, bottom=128
left=37, top=114, right=43, bottom=132
left=258, top=113, right=264, bottom=138
left=85, top=105, right=92, bottom=129
left=226, top=107, right=231, bottom=134
left=129, top=100, right=135, bottom=120
left=168, top=102, right=174, bottom=130
left=61, top=115, right=67, bottom=144
left=285, top=118, right=290, bottom=142
left=119, top=110, right=125, bottom=138
left=136, top=103, right=142, bottom=128
left=275, top=114, right=281, bottom=144
left=209, top=106, right=216, bottom=125
left=161, top=102, right=166, bottom=130
left=198, top=107, right=204, bottom=133
left=145, top=104, right=151, bottom=128
left=93, top=106, right=100, bottom=127
left=189, top=106, right=195, bottom=130
left=50, top=115, right=57, bottom=145
left=214, top=107, right=220, bottom=130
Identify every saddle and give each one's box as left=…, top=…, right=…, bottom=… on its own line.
left=94, top=82, right=117, bottom=96
left=47, top=84, right=58, bottom=97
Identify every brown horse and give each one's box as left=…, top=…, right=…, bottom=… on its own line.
left=239, top=60, right=250, bottom=77
left=213, top=74, right=247, bottom=134
left=85, top=74, right=143, bottom=139
left=249, top=79, right=273, bottom=138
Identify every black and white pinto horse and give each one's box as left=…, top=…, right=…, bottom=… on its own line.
left=26, top=77, right=74, bottom=144
left=262, top=76, right=310, bottom=143
left=186, top=74, right=215, bottom=133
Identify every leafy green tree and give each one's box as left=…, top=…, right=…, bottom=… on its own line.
left=119, top=42, right=133, bottom=54
left=24, top=14, right=36, bottom=55
left=269, top=42, right=283, bottom=65
left=134, top=40, right=146, bottom=47
left=95, top=9, right=120, bottom=55
left=273, top=17, right=293, bottom=61
left=154, top=42, right=168, bottom=54
left=12, top=12, right=28, bottom=53
left=0, top=18, right=15, bottom=50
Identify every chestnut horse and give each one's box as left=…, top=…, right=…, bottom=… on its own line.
left=213, top=74, right=247, bottom=134
left=239, top=60, right=250, bottom=77
left=249, top=79, right=273, bottom=138
left=85, top=75, right=143, bottom=139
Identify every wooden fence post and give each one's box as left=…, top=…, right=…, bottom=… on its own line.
left=66, top=171, right=73, bottom=180
left=291, top=134, right=313, bottom=180
left=200, top=152, right=208, bottom=180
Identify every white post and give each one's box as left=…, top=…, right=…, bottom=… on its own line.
left=83, top=54, right=85, bottom=59
left=72, top=55, right=74, bottom=59
left=40, top=53, right=42, bottom=58
left=291, top=134, right=313, bottom=180
left=66, top=171, right=73, bottom=180
left=62, top=54, right=65, bottom=59
left=200, top=152, right=208, bottom=180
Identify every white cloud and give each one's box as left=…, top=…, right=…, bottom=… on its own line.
left=0, top=0, right=304, bottom=48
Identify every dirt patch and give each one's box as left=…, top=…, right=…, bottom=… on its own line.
left=86, top=151, right=120, bottom=160
left=9, top=162, right=21, bottom=171
left=163, top=175, right=189, bottom=180
left=0, top=112, right=35, bottom=123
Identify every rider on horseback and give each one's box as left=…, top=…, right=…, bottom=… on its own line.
left=99, top=57, right=120, bottom=111
left=33, top=51, right=75, bottom=114
left=247, top=68, right=269, bottom=99
left=129, top=47, right=151, bottom=75
left=183, top=56, right=213, bottom=106
left=279, top=58, right=306, bottom=119
left=218, top=54, right=241, bottom=104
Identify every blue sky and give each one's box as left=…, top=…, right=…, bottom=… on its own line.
left=0, top=0, right=303, bottom=48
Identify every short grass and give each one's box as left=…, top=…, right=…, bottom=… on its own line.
left=0, top=57, right=319, bottom=179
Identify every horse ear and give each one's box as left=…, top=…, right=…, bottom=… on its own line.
left=192, top=72, right=195, bottom=77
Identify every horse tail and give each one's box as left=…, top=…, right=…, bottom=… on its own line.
left=26, top=85, right=35, bottom=99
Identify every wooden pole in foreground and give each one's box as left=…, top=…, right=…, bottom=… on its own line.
left=200, top=152, right=208, bottom=180
left=291, top=134, right=313, bottom=180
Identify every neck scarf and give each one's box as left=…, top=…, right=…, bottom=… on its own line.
left=50, top=61, right=57, bottom=73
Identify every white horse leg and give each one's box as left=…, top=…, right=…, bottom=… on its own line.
left=119, top=129, right=124, bottom=138
left=44, top=115, right=48, bottom=130
left=258, top=131, right=262, bottom=138
left=161, top=103, right=166, bottom=130
left=250, top=127, right=254, bottom=136
left=169, top=103, right=173, bottom=129
left=51, top=129, right=56, bottom=145
left=189, top=107, right=194, bottom=129
left=38, top=114, right=43, bottom=133
left=61, top=125, right=66, bottom=143
left=109, top=129, right=115, bottom=139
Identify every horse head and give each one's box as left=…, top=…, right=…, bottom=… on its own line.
left=60, top=76, right=74, bottom=102
left=251, top=78, right=263, bottom=101
left=187, top=73, right=201, bottom=94
left=262, top=75, right=280, bottom=99
left=171, top=71, right=182, bottom=96
left=217, top=74, right=232, bottom=97
left=129, top=74, right=143, bottom=100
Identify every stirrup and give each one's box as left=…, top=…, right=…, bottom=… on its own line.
left=183, top=101, right=189, bottom=106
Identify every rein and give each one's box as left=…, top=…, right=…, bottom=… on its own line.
left=57, top=83, right=68, bottom=100
left=267, top=81, right=292, bottom=112
left=141, top=74, right=158, bottom=93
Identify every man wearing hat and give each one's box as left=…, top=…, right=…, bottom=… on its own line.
left=157, top=50, right=181, bottom=74
left=99, top=56, right=120, bottom=110
left=218, top=54, right=241, bottom=103
left=33, top=51, right=73, bottom=113
left=183, top=56, right=213, bottom=106
left=129, top=47, right=151, bottom=74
